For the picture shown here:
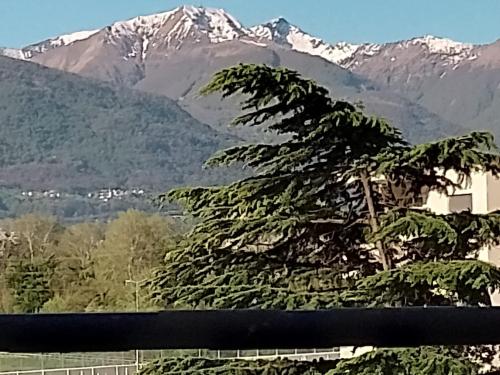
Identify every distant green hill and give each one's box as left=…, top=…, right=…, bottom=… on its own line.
left=0, top=56, right=236, bottom=193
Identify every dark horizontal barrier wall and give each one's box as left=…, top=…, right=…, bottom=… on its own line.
left=2, top=308, right=500, bottom=353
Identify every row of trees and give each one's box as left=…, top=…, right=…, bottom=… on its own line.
left=0, top=210, right=184, bottom=313
left=142, top=64, right=500, bottom=374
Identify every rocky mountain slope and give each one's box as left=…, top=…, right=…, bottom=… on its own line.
left=248, top=20, right=500, bottom=137
left=337, top=38, right=500, bottom=135
left=1, top=6, right=463, bottom=143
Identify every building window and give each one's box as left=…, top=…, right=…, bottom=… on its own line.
left=449, top=193, right=472, bottom=213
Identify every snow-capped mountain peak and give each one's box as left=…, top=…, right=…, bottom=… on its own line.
left=96, top=5, right=252, bottom=60
left=250, top=17, right=292, bottom=43
left=110, top=5, right=248, bottom=46
left=250, top=18, right=361, bottom=64
left=409, top=35, right=474, bottom=55
left=178, top=5, right=249, bottom=42
left=1, top=5, right=484, bottom=71
left=182, top=5, right=247, bottom=39
left=17, top=6, right=251, bottom=61
left=405, top=35, right=478, bottom=65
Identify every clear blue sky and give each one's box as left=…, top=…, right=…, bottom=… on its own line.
left=1, top=0, right=499, bottom=48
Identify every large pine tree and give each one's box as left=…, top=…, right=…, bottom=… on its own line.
left=146, top=64, right=500, bottom=374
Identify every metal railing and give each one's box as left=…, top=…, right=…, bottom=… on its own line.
left=0, top=349, right=341, bottom=375
left=3, top=309, right=496, bottom=353
left=0, top=352, right=137, bottom=372
left=0, top=364, right=137, bottom=375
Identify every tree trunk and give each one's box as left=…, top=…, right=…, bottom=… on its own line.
left=360, top=171, right=391, bottom=271
left=26, top=234, right=34, bottom=264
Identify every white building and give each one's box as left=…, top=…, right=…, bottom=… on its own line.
left=424, top=170, right=500, bottom=215
left=423, top=170, right=500, bottom=304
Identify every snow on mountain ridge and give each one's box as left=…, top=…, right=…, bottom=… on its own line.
left=110, top=6, right=248, bottom=47
left=0, top=48, right=26, bottom=60
left=407, top=35, right=478, bottom=65
left=101, top=6, right=252, bottom=59
left=250, top=17, right=292, bottom=43
left=338, top=35, right=479, bottom=71
left=250, top=17, right=477, bottom=68
left=181, top=5, right=248, bottom=42
left=18, top=6, right=250, bottom=61
left=2, top=5, right=481, bottom=68
left=250, top=18, right=361, bottom=64
left=23, top=29, right=100, bottom=56
left=108, top=8, right=179, bottom=59
left=50, top=30, right=100, bottom=47
left=410, top=35, right=474, bottom=55
left=353, top=35, right=477, bottom=70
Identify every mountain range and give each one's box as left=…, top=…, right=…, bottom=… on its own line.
left=0, top=4, right=499, bottom=218
left=2, top=5, right=480, bottom=142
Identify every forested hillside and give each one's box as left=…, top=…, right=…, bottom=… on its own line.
left=0, top=56, right=235, bottom=192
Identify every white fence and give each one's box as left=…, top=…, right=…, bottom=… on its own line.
left=0, top=349, right=341, bottom=375
left=0, top=364, right=138, bottom=375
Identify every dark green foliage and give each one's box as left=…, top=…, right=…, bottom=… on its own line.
left=374, top=209, right=500, bottom=262
left=346, top=260, right=500, bottom=307
left=328, top=347, right=479, bottom=375
left=373, top=132, right=500, bottom=209
left=6, top=258, right=56, bottom=312
left=149, top=64, right=500, bottom=373
left=140, top=357, right=337, bottom=375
